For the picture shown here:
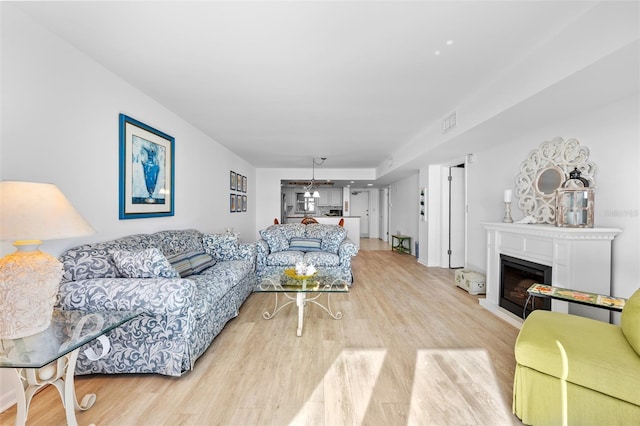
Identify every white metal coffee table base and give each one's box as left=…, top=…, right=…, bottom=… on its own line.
left=262, top=292, right=343, bottom=336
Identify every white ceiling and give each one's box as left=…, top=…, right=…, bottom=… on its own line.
left=14, top=1, right=604, bottom=175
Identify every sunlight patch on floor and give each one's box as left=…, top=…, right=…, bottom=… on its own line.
left=290, top=349, right=387, bottom=425
left=408, top=349, right=514, bottom=426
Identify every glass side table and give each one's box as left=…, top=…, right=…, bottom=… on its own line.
left=0, top=309, right=140, bottom=426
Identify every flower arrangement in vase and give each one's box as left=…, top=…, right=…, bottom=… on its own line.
left=284, top=262, right=317, bottom=290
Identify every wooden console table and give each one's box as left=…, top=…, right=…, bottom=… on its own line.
left=391, top=234, right=412, bottom=254
left=524, top=283, right=626, bottom=319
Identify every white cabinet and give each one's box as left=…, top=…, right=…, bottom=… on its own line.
left=318, top=189, right=342, bottom=206
left=318, top=190, right=330, bottom=206
left=329, top=189, right=343, bottom=207
left=291, top=188, right=341, bottom=207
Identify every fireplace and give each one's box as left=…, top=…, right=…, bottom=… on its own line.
left=483, top=223, right=619, bottom=325
left=500, top=254, right=551, bottom=317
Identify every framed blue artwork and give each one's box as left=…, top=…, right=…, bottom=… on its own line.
left=119, top=114, right=175, bottom=219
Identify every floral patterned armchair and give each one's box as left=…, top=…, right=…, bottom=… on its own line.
left=56, top=229, right=256, bottom=376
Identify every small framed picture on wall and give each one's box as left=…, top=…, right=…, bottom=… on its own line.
left=230, top=171, right=236, bottom=190
left=230, top=194, right=236, bottom=212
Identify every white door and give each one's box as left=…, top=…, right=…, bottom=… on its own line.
left=449, top=166, right=465, bottom=268
left=351, top=190, right=370, bottom=237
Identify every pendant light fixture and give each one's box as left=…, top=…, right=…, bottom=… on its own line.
left=304, top=157, right=326, bottom=198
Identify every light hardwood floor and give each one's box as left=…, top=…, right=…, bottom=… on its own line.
left=358, top=238, right=391, bottom=251
left=1, top=239, right=521, bottom=425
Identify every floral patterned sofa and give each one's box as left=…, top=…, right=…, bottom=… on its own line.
left=256, top=223, right=358, bottom=283
left=56, top=229, right=255, bottom=377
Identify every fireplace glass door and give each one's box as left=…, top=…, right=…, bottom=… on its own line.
left=500, top=254, right=552, bottom=317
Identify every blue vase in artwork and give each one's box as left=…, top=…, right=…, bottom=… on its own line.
left=141, top=145, right=160, bottom=204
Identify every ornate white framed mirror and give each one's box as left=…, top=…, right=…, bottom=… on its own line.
left=535, top=166, right=564, bottom=197
left=515, top=137, right=596, bottom=224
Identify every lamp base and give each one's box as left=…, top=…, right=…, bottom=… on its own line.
left=0, top=245, right=63, bottom=339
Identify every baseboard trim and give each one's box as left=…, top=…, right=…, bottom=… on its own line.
left=0, top=390, right=16, bottom=414
left=479, top=298, right=523, bottom=329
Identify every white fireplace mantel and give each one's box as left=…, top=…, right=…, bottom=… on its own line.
left=481, top=222, right=621, bottom=326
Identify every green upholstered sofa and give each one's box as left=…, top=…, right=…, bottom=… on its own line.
left=513, top=288, right=640, bottom=425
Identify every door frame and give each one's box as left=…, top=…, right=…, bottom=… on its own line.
left=448, top=165, right=466, bottom=268
left=439, top=156, right=469, bottom=268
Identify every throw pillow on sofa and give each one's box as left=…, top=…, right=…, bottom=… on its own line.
left=166, top=251, right=194, bottom=277
left=259, top=227, right=289, bottom=253
left=167, top=250, right=217, bottom=277
left=202, top=233, right=240, bottom=261
left=189, top=252, right=217, bottom=274
left=288, top=237, right=323, bottom=252
left=303, top=223, right=347, bottom=254
left=317, top=226, right=347, bottom=254
left=112, top=248, right=179, bottom=279
left=321, top=227, right=347, bottom=254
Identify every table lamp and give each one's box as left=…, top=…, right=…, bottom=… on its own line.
left=0, top=181, right=95, bottom=339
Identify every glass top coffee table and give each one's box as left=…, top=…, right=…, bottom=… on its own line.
left=0, top=309, right=140, bottom=426
left=255, top=270, right=349, bottom=336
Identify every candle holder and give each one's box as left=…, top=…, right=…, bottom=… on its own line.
left=503, top=202, right=513, bottom=223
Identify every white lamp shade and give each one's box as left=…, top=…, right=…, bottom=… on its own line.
left=312, top=190, right=320, bottom=198
left=0, top=181, right=94, bottom=242
left=0, top=181, right=94, bottom=339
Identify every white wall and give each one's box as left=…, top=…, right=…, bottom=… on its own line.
left=343, top=187, right=352, bottom=217
left=376, top=1, right=639, bottom=176
left=1, top=4, right=256, bottom=260
left=389, top=173, right=419, bottom=255
left=409, top=2, right=639, bottom=295
left=465, top=94, right=640, bottom=300
left=425, top=165, right=443, bottom=267
left=0, top=6, right=256, bottom=410
left=417, top=167, right=428, bottom=265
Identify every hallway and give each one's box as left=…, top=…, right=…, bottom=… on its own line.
left=359, top=238, right=391, bottom=251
